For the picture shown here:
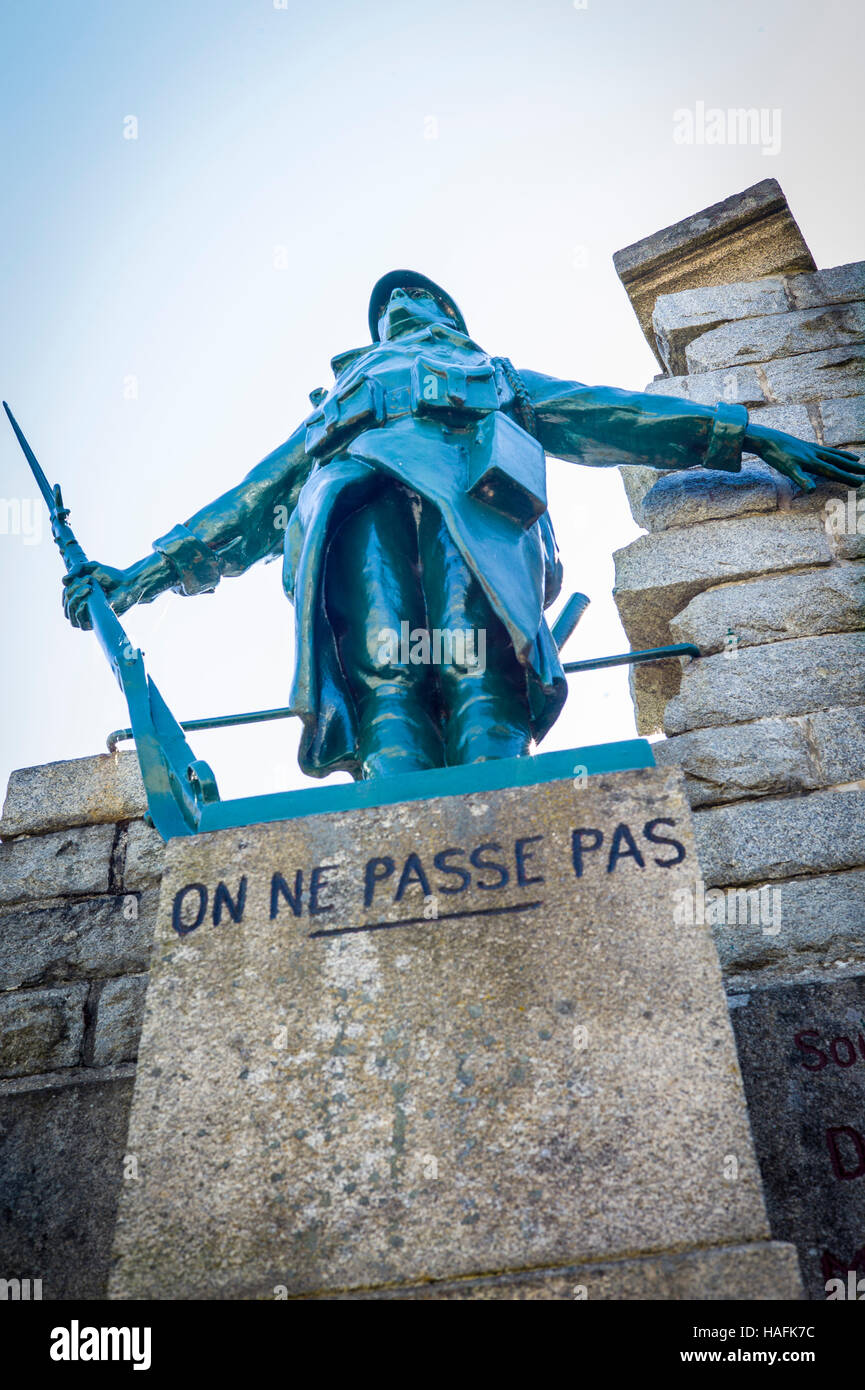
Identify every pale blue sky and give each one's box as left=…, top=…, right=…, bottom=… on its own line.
left=1, top=0, right=862, bottom=801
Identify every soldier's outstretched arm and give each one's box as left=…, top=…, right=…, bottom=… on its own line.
left=520, top=369, right=864, bottom=492
left=64, top=424, right=311, bottom=629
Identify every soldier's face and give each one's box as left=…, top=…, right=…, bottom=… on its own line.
left=378, top=288, right=455, bottom=340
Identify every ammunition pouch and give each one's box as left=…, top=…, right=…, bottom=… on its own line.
left=305, top=361, right=504, bottom=462
left=466, top=412, right=547, bottom=530
left=305, top=378, right=385, bottom=459
left=410, top=359, right=499, bottom=420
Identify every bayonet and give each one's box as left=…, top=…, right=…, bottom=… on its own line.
left=3, top=402, right=55, bottom=513
left=3, top=403, right=219, bottom=837
left=3, top=403, right=89, bottom=574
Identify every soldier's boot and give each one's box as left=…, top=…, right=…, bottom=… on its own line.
left=440, top=670, right=532, bottom=765
left=325, top=483, right=446, bottom=779
left=418, top=500, right=533, bottom=766
left=354, top=684, right=444, bottom=780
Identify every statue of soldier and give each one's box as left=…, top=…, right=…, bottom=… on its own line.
left=63, top=271, right=865, bottom=780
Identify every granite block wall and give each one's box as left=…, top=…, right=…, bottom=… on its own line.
left=614, top=183, right=865, bottom=1299
left=0, top=753, right=164, bottom=1298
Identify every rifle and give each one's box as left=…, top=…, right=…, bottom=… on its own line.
left=3, top=402, right=219, bottom=839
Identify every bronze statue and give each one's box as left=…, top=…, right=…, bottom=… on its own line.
left=62, top=270, right=865, bottom=781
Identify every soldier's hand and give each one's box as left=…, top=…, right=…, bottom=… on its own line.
left=62, top=562, right=132, bottom=629
left=745, top=424, right=865, bottom=493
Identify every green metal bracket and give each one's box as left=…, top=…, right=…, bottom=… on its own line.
left=195, top=739, right=657, bottom=833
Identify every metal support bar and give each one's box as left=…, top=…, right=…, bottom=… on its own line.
left=107, top=704, right=297, bottom=752
left=106, top=645, right=701, bottom=750
left=562, top=643, right=700, bottom=674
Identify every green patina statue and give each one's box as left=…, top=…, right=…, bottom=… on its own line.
left=63, top=270, right=865, bottom=781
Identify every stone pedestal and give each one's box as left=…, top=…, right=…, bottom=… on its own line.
left=109, top=758, right=801, bottom=1300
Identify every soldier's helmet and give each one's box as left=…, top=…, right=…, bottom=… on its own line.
left=368, top=270, right=468, bottom=341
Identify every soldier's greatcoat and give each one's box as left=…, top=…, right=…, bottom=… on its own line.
left=284, top=323, right=567, bottom=775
